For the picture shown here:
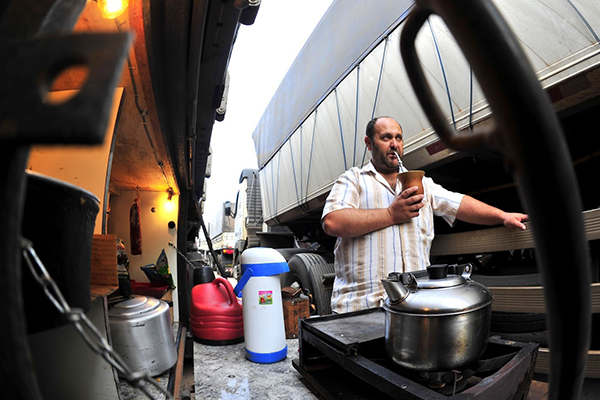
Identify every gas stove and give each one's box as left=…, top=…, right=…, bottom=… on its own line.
left=292, top=308, right=538, bottom=399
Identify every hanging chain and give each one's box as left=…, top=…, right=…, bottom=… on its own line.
left=21, top=238, right=173, bottom=400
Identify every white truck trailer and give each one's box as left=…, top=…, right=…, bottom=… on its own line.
left=207, top=201, right=236, bottom=277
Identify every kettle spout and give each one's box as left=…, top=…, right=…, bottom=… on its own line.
left=381, top=272, right=411, bottom=304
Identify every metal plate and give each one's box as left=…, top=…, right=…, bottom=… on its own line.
left=303, top=308, right=385, bottom=350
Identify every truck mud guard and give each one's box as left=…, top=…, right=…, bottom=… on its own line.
left=401, top=1, right=591, bottom=399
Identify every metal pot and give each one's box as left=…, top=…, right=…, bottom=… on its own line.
left=108, top=295, right=177, bottom=377
left=381, top=264, right=492, bottom=371
left=21, top=171, right=99, bottom=333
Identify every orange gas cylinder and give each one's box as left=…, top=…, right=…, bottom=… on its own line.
left=190, top=276, right=244, bottom=345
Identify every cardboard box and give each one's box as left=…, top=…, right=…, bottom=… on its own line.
left=283, top=296, right=310, bottom=339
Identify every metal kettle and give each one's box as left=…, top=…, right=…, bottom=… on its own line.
left=381, top=264, right=493, bottom=371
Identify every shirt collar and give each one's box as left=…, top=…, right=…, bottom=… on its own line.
left=359, top=160, right=377, bottom=174
left=359, top=160, right=398, bottom=194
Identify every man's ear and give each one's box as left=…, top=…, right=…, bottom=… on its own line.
left=364, top=136, right=372, bottom=151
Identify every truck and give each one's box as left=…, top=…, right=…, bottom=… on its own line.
left=232, top=167, right=336, bottom=315
left=232, top=0, right=600, bottom=388
left=207, top=201, right=236, bottom=277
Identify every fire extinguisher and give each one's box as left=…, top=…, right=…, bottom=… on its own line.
left=130, top=196, right=142, bottom=255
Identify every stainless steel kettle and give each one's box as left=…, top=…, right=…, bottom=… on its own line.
left=381, top=264, right=493, bottom=371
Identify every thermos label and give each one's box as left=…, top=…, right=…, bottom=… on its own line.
left=258, top=290, right=273, bottom=305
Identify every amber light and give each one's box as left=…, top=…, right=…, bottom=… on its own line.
left=163, top=188, right=176, bottom=212
left=98, top=0, right=129, bottom=19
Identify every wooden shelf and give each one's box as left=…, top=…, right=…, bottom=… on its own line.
left=489, top=282, right=600, bottom=314
left=431, top=208, right=600, bottom=314
left=90, top=234, right=119, bottom=299
left=431, top=207, right=600, bottom=256
left=535, top=348, right=600, bottom=378
left=90, top=284, right=119, bottom=298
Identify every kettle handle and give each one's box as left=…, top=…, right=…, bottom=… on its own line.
left=461, top=264, right=473, bottom=280
left=214, top=276, right=237, bottom=306
left=233, top=267, right=254, bottom=297
left=447, top=263, right=473, bottom=280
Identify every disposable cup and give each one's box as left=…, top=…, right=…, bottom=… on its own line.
left=397, top=170, right=425, bottom=196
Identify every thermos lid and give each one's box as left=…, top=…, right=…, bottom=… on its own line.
left=240, top=247, right=290, bottom=277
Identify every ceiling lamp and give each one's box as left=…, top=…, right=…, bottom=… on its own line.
left=98, top=0, right=129, bottom=20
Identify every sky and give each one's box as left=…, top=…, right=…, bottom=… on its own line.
left=203, top=0, right=334, bottom=224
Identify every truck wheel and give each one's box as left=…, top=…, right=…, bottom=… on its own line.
left=283, top=253, right=334, bottom=315
left=491, top=312, right=547, bottom=333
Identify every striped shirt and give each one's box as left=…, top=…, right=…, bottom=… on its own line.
left=322, top=161, right=464, bottom=313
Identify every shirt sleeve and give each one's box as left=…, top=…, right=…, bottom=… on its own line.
left=322, top=169, right=361, bottom=221
left=425, top=177, right=464, bottom=226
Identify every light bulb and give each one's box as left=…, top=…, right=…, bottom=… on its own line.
left=164, top=188, right=175, bottom=213
left=98, top=0, right=129, bottom=20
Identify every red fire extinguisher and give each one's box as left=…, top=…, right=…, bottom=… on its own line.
left=130, top=196, right=142, bottom=255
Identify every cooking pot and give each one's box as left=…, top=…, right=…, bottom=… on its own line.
left=381, top=264, right=492, bottom=371
left=21, top=171, right=99, bottom=333
left=108, top=295, right=177, bottom=377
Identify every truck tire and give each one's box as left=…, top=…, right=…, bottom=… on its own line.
left=275, top=248, right=315, bottom=261
left=491, top=312, right=547, bottom=333
left=283, top=253, right=334, bottom=316
left=492, top=330, right=549, bottom=348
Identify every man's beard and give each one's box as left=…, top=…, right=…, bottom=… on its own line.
left=373, top=148, right=398, bottom=173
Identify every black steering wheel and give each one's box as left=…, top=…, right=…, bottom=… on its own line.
left=400, top=1, right=591, bottom=399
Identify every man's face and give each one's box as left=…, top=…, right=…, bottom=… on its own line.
left=365, top=118, right=403, bottom=174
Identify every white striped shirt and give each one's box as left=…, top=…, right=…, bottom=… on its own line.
left=322, top=161, right=464, bottom=313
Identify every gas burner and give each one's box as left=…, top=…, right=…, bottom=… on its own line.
left=371, top=358, right=472, bottom=395
left=406, top=370, right=468, bottom=395
left=292, top=308, right=538, bottom=400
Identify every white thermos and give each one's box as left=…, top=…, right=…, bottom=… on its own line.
left=234, top=247, right=289, bottom=363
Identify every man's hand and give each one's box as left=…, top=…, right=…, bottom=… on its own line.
left=322, top=186, right=424, bottom=238
left=501, top=212, right=528, bottom=230
left=388, top=186, right=425, bottom=224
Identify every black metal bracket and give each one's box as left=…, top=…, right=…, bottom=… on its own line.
left=0, top=2, right=132, bottom=399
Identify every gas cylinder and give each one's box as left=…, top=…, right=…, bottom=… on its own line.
left=190, top=276, right=244, bottom=345
left=234, top=247, right=289, bottom=363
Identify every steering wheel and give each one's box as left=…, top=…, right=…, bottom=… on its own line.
left=400, top=1, right=592, bottom=399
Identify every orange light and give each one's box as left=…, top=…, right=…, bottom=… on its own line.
left=223, top=249, right=234, bottom=254
left=98, top=0, right=129, bottom=20
left=163, top=198, right=175, bottom=213
left=163, top=188, right=175, bottom=212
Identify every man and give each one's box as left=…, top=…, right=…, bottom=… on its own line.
left=322, top=116, right=528, bottom=313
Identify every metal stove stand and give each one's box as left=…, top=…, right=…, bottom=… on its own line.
left=292, top=308, right=538, bottom=400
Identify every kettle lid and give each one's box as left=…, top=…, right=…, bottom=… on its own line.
left=108, top=295, right=163, bottom=318
left=416, top=264, right=466, bottom=289
left=240, top=247, right=290, bottom=277
left=384, top=264, right=493, bottom=315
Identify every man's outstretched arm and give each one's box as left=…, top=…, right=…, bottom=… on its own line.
left=456, top=195, right=528, bottom=230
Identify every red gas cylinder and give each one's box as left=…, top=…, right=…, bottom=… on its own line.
left=190, top=276, right=244, bottom=345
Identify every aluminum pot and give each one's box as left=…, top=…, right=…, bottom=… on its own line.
left=381, top=264, right=492, bottom=371
left=108, top=295, right=177, bottom=376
